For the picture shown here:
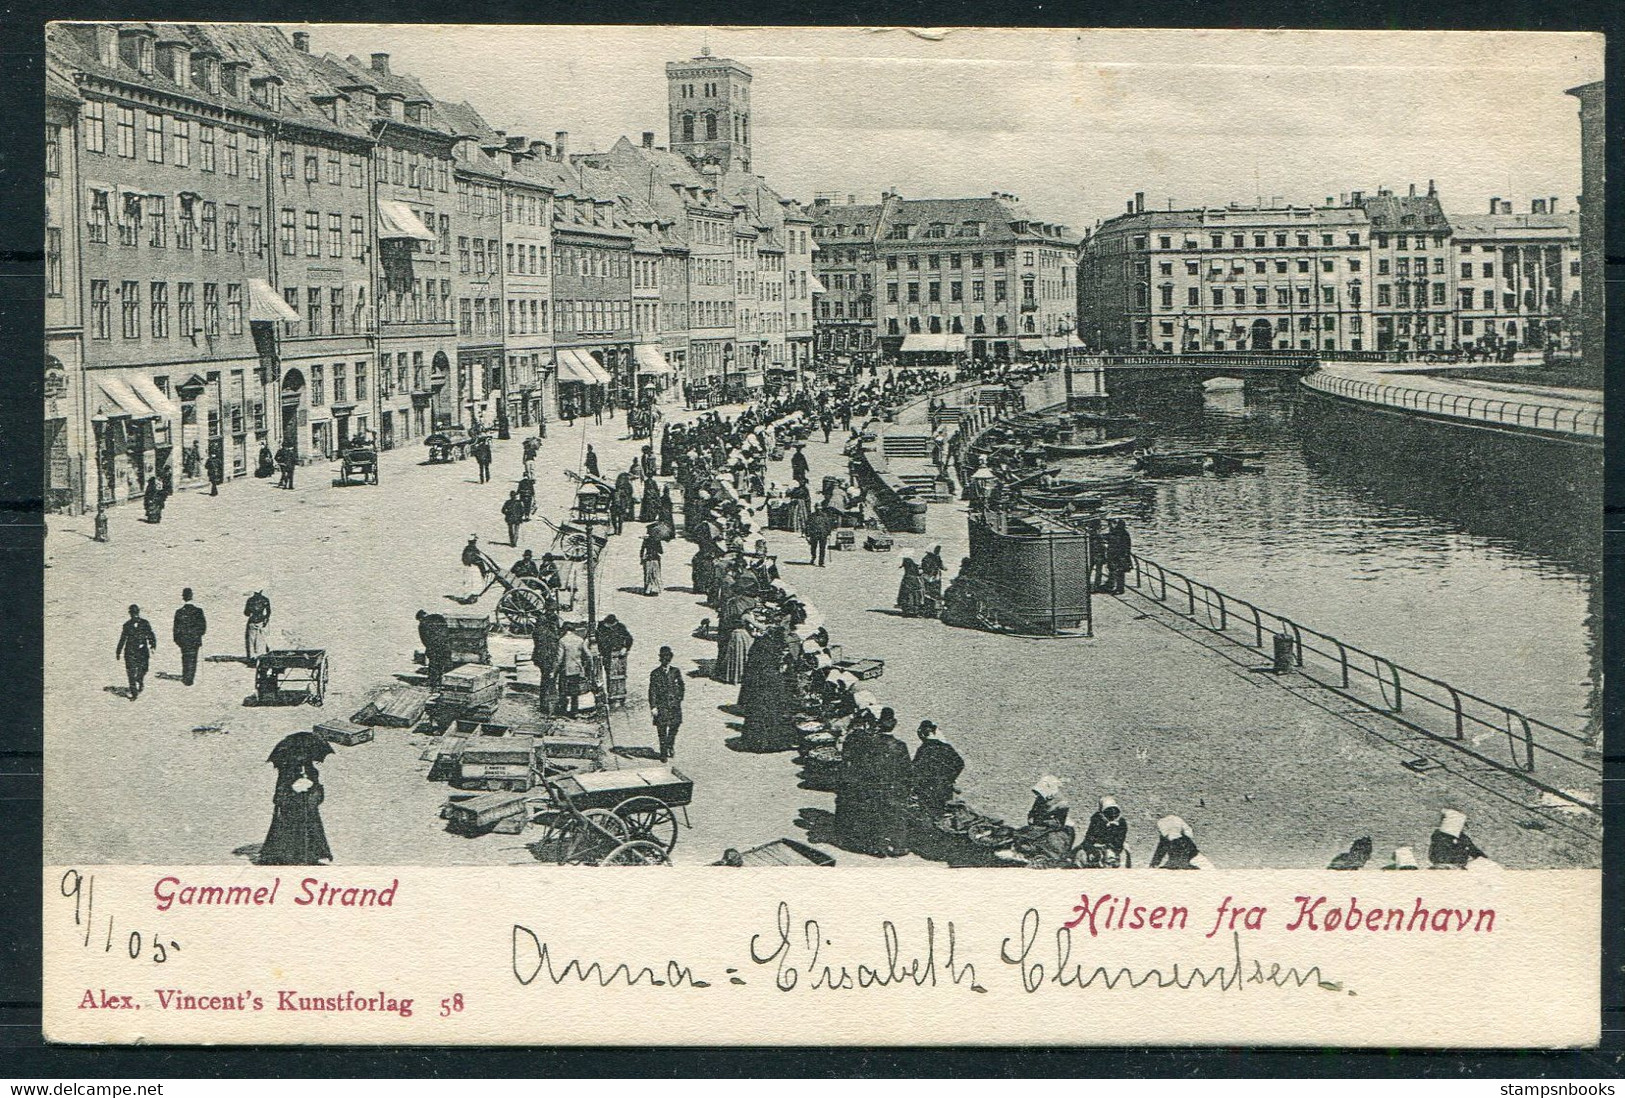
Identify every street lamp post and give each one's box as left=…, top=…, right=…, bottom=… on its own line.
left=570, top=481, right=611, bottom=637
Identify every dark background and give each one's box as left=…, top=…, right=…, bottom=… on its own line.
left=2, top=0, right=1620, bottom=1076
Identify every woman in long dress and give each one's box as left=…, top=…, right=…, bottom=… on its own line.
left=640, top=530, right=663, bottom=596
left=258, top=746, right=332, bottom=866
left=638, top=477, right=661, bottom=524
left=738, top=626, right=796, bottom=751
left=896, top=555, right=927, bottom=617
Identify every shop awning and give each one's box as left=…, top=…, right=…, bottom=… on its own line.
left=740, top=372, right=765, bottom=388
left=633, top=345, right=674, bottom=377
left=808, top=273, right=828, bottom=294
left=376, top=199, right=436, bottom=243
left=127, top=374, right=180, bottom=420
left=248, top=279, right=300, bottom=324
left=94, top=377, right=157, bottom=420
left=900, top=333, right=967, bottom=353
left=557, top=349, right=612, bottom=387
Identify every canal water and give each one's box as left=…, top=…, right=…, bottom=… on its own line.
left=1031, top=370, right=1602, bottom=734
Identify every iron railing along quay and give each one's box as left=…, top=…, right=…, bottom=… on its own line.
left=1303, top=369, right=1604, bottom=438
left=1124, top=553, right=1601, bottom=815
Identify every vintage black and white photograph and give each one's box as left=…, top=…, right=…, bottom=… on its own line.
left=41, top=24, right=1602, bottom=879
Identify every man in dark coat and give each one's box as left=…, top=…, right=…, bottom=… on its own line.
left=115, top=604, right=157, bottom=700
left=276, top=443, right=296, bottom=489
left=530, top=611, right=561, bottom=713
left=805, top=506, right=835, bottom=567
left=910, top=720, right=964, bottom=817
left=205, top=450, right=224, bottom=496
left=172, top=588, right=207, bottom=686
left=1103, top=518, right=1133, bottom=595
left=501, top=492, right=526, bottom=547
left=648, top=645, right=685, bottom=761
left=584, top=444, right=600, bottom=477
left=790, top=443, right=810, bottom=484
left=416, top=609, right=452, bottom=690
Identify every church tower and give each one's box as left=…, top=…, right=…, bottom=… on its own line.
left=667, top=47, right=752, bottom=173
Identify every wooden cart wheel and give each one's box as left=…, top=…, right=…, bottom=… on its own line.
left=601, top=840, right=672, bottom=866
left=613, top=796, right=678, bottom=853
left=559, top=808, right=627, bottom=865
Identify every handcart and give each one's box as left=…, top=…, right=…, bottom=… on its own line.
left=453, top=547, right=557, bottom=633
left=526, top=767, right=693, bottom=865
left=603, top=652, right=628, bottom=710
left=425, top=429, right=471, bottom=463
left=250, top=649, right=329, bottom=707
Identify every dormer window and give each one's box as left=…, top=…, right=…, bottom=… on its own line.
left=136, top=36, right=153, bottom=75
left=191, top=54, right=220, bottom=94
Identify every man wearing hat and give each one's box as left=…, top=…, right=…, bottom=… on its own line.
left=172, top=588, right=207, bottom=687
left=115, top=604, right=158, bottom=700
left=790, top=442, right=810, bottom=484
left=647, top=646, right=685, bottom=761
left=910, top=721, right=964, bottom=818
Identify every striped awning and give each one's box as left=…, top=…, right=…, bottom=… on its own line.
left=633, top=345, right=674, bottom=377
left=94, top=377, right=157, bottom=420
left=127, top=374, right=180, bottom=420
left=557, top=349, right=612, bottom=387
left=248, top=279, right=299, bottom=323
left=376, top=199, right=436, bottom=242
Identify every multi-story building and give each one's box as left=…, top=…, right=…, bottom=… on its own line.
left=548, top=146, right=633, bottom=417
left=666, top=47, right=752, bottom=174
left=502, top=144, right=556, bottom=430
left=443, top=103, right=508, bottom=430
left=246, top=29, right=379, bottom=461
left=1360, top=183, right=1454, bottom=354
left=781, top=201, right=816, bottom=379
left=45, top=61, right=86, bottom=513
left=866, top=192, right=1078, bottom=361
left=579, top=133, right=736, bottom=405
left=809, top=198, right=882, bottom=362
left=1449, top=198, right=1580, bottom=355
left=1567, top=80, right=1603, bottom=369
left=48, top=21, right=312, bottom=505
left=317, top=49, right=457, bottom=442
left=1079, top=193, right=1372, bottom=354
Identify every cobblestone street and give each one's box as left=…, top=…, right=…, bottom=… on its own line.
left=45, top=391, right=1596, bottom=869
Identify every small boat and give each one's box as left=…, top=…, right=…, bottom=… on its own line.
left=1068, top=411, right=1140, bottom=428
left=1044, top=435, right=1140, bottom=458
left=1134, top=451, right=1208, bottom=476
left=1203, top=377, right=1245, bottom=392
left=1206, top=452, right=1264, bottom=475
left=1019, top=491, right=1104, bottom=511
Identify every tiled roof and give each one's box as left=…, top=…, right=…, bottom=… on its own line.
left=1358, top=191, right=1449, bottom=232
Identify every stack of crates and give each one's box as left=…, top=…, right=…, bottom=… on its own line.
left=439, top=664, right=503, bottom=712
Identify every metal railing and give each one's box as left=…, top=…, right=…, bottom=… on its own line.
left=1304, top=368, right=1604, bottom=438
left=1125, top=553, right=1600, bottom=814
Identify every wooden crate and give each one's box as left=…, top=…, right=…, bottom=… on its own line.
left=443, top=792, right=528, bottom=835
left=458, top=735, right=537, bottom=791
left=315, top=718, right=373, bottom=747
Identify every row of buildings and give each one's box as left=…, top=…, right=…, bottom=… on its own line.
left=1076, top=184, right=1583, bottom=357
left=45, top=22, right=820, bottom=514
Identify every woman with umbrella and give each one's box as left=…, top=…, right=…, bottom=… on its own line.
left=257, top=731, right=333, bottom=866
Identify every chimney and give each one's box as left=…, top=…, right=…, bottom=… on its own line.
left=1339, top=193, right=1348, bottom=206
left=642, top=131, right=655, bottom=148
left=292, top=31, right=310, bottom=53
left=554, top=131, right=568, bottom=160
left=1351, top=190, right=1363, bottom=205
left=529, top=140, right=550, bottom=159
left=370, top=52, right=390, bottom=74
left=1550, top=196, right=1559, bottom=215
left=1134, top=192, right=1144, bottom=213
left=1501, top=199, right=1513, bottom=214
left=1531, top=198, right=1547, bottom=214
left=1325, top=196, right=1334, bottom=206
left=1408, top=182, right=1416, bottom=197
left=1126, top=200, right=1134, bottom=214
left=1490, top=196, right=1500, bottom=215
left=1427, top=178, right=1436, bottom=196
left=505, top=135, right=527, bottom=152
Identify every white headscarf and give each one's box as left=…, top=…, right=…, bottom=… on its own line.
left=1156, top=815, right=1193, bottom=841
left=1031, top=774, right=1064, bottom=800
left=1437, top=809, right=1467, bottom=838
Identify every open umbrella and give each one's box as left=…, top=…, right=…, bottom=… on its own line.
left=267, top=730, right=333, bottom=769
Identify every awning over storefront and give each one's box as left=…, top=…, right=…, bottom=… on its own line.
left=127, top=375, right=180, bottom=420
left=808, top=273, right=828, bottom=295
left=557, top=349, right=612, bottom=387
left=741, top=372, right=765, bottom=389
left=376, top=199, right=436, bottom=242
left=95, top=377, right=157, bottom=420
left=248, top=279, right=300, bottom=323
left=633, top=345, right=674, bottom=377
left=900, top=333, right=967, bottom=353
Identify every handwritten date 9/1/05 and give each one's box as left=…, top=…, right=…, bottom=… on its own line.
left=61, top=869, right=179, bottom=965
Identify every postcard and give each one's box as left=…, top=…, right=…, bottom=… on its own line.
left=41, top=23, right=1604, bottom=1046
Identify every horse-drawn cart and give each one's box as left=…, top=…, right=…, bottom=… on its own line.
left=338, top=442, right=379, bottom=485
left=525, top=767, right=693, bottom=865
